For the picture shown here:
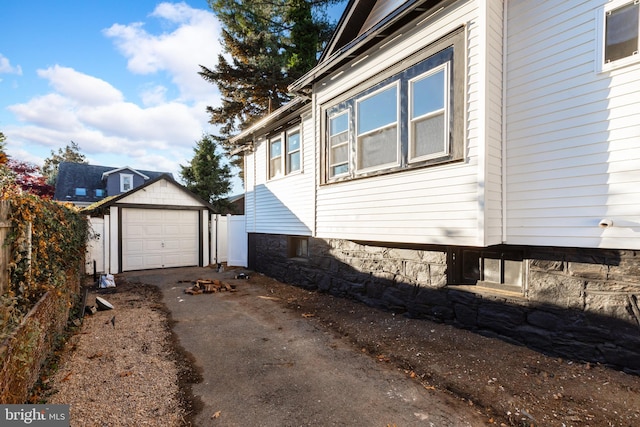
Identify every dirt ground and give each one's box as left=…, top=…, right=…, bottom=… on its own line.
left=42, top=267, right=640, bottom=426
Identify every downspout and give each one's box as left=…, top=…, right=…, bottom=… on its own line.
left=501, top=0, right=508, bottom=243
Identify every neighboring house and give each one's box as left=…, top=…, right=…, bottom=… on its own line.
left=53, top=162, right=172, bottom=207
left=231, top=0, right=640, bottom=373
left=82, top=175, right=214, bottom=274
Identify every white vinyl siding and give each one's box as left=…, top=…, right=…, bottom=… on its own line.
left=505, top=0, right=640, bottom=249
left=314, top=0, right=498, bottom=246
left=247, top=113, right=315, bottom=236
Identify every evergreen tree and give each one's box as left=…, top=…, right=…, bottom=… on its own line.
left=200, top=0, right=338, bottom=154
left=42, top=141, right=87, bottom=186
left=180, top=135, right=234, bottom=213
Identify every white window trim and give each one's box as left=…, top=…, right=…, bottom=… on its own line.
left=328, top=109, right=351, bottom=179
left=355, top=81, right=401, bottom=174
left=408, top=62, right=450, bottom=163
left=268, top=137, right=283, bottom=180
left=596, top=0, right=640, bottom=73
left=120, top=174, right=133, bottom=192
left=285, top=127, right=303, bottom=175
left=268, top=125, right=304, bottom=180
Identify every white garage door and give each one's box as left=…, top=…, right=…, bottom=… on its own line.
left=122, top=208, right=199, bottom=271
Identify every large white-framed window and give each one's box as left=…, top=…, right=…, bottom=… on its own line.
left=328, top=111, right=350, bottom=178
left=269, top=137, right=283, bottom=179
left=120, top=174, right=133, bottom=192
left=286, top=128, right=301, bottom=174
left=409, top=63, right=450, bottom=162
left=597, top=0, right=640, bottom=72
left=356, top=82, right=399, bottom=171
left=322, top=26, right=465, bottom=184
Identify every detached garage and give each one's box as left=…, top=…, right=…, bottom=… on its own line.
left=84, top=175, right=213, bottom=273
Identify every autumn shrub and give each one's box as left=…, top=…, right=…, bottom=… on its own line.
left=0, top=191, right=88, bottom=338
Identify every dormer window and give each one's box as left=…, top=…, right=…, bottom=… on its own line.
left=120, top=174, right=133, bottom=192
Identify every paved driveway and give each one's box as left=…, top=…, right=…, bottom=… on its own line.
left=122, top=267, right=487, bottom=426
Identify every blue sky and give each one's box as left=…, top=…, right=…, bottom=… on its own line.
left=0, top=1, right=345, bottom=195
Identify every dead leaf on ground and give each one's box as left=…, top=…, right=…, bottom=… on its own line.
left=302, top=313, right=315, bottom=318
left=119, top=371, right=134, bottom=377
left=211, top=411, right=221, bottom=419
left=62, top=372, right=72, bottom=382
left=87, top=352, right=103, bottom=360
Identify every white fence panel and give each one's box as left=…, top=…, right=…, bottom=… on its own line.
left=86, top=217, right=105, bottom=274
left=211, top=214, right=229, bottom=265
left=227, top=215, right=247, bottom=267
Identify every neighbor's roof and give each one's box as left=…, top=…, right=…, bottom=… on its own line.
left=54, top=162, right=172, bottom=203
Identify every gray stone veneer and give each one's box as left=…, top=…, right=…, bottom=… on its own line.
left=249, top=233, right=640, bottom=374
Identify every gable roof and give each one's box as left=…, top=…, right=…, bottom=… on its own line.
left=81, top=174, right=214, bottom=215
left=101, top=166, right=150, bottom=180
left=291, top=0, right=445, bottom=94
left=53, top=162, right=172, bottom=203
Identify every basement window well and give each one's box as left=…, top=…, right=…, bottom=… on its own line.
left=288, top=236, right=309, bottom=259
left=449, top=247, right=524, bottom=293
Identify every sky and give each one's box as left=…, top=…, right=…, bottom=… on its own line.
left=0, top=1, right=345, bottom=196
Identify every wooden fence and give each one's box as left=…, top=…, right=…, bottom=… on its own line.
left=0, top=200, right=10, bottom=295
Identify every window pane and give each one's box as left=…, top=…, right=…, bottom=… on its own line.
left=358, top=126, right=397, bottom=169
left=358, top=86, right=397, bottom=134
left=332, top=164, right=349, bottom=176
left=287, top=151, right=300, bottom=173
left=503, top=260, right=523, bottom=287
left=483, top=258, right=501, bottom=283
left=412, top=69, right=445, bottom=117
left=412, top=113, right=445, bottom=158
left=605, top=2, right=639, bottom=62
left=331, top=143, right=348, bottom=164
left=270, top=139, right=281, bottom=158
left=330, top=113, right=348, bottom=135
left=270, top=159, right=282, bottom=177
left=288, top=131, right=300, bottom=152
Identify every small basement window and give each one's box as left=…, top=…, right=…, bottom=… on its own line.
left=598, top=0, right=640, bottom=71
left=288, top=236, right=309, bottom=259
left=450, top=247, right=524, bottom=292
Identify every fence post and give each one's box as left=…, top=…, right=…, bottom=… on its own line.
left=0, top=201, right=11, bottom=295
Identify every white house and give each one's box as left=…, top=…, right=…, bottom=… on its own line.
left=231, top=0, right=640, bottom=373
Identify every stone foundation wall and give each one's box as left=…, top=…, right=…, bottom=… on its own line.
left=250, top=233, right=640, bottom=374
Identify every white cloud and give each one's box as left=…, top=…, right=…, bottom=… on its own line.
left=103, top=2, right=222, bottom=103
left=0, top=54, right=22, bottom=75
left=37, top=66, right=123, bottom=106
left=2, top=2, right=238, bottom=190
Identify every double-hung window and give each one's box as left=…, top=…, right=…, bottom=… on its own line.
left=120, top=174, right=133, bottom=192
left=598, top=0, right=640, bottom=71
left=269, top=138, right=283, bottom=179
left=356, top=83, right=399, bottom=171
left=286, top=129, right=301, bottom=174
left=323, top=27, right=464, bottom=183
left=328, top=111, right=350, bottom=177
left=269, top=126, right=302, bottom=179
left=409, top=63, right=449, bottom=162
